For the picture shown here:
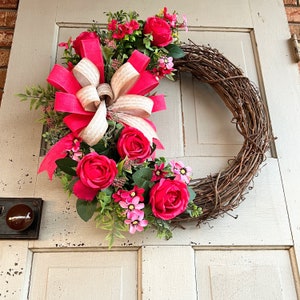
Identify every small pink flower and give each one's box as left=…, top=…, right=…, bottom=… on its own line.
left=163, top=7, right=177, bottom=28
left=151, top=163, right=167, bottom=181
left=111, top=59, right=122, bottom=70
left=58, top=37, right=72, bottom=49
left=119, top=196, right=145, bottom=217
left=105, top=39, right=117, bottom=49
left=158, top=56, right=174, bottom=70
left=107, top=19, right=117, bottom=31
left=112, top=186, right=145, bottom=203
left=58, top=41, right=69, bottom=49
left=182, top=15, right=188, bottom=32
left=170, top=160, right=192, bottom=184
left=67, top=138, right=83, bottom=161
left=124, top=212, right=148, bottom=234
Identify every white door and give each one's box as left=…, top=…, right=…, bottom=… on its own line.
left=0, top=0, right=299, bottom=299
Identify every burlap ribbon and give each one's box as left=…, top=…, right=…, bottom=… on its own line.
left=72, top=56, right=157, bottom=146
left=39, top=37, right=166, bottom=179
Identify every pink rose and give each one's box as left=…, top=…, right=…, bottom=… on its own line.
left=149, top=178, right=189, bottom=220
left=143, top=16, right=173, bottom=47
left=73, top=152, right=117, bottom=201
left=72, top=31, right=98, bottom=56
left=117, top=127, right=151, bottom=163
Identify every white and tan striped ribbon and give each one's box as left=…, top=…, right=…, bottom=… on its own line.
left=72, top=58, right=100, bottom=87
left=79, top=101, right=108, bottom=146
left=73, top=58, right=159, bottom=146
left=116, top=112, right=159, bottom=144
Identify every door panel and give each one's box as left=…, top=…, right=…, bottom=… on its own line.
left=0, top=0, right=299, bottom=299
left=195, top=249, right=298, bottom=299
left=28, top=251, right=138, bottom=299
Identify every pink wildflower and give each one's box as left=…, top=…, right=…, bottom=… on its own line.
left=163, top=7, right=177, bottom=28
left=170, top=160, right=192, bottom=184
left=182, top=15, right=188, bottom=32
left=112, top=186, right=145, bottom=202
left=119, top=196, right=145, bottom=217
left=58, top=37, right=72, bottom=49
left=67, top=138, right=83, bottom=161
left=154, top=56, right=175, bottom=78
left=151, top=163, right=168, bottom=181
left=124, top=212, right=148, bottom=234
left=111, top=59, right=122, bottom=70
left=104, top=39, right=117, bottom=49
left=158, top=56, right=174, bottom=70
left=107, top=19, right=117, bottom=31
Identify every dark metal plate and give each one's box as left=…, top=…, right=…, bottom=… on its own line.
left=0, top=198, right=43, bottom=239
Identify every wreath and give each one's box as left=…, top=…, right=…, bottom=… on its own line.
left=19, top=8, right=270, bottom=247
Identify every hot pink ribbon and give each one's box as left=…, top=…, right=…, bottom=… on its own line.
left=39, top=37, right=166, bottom=179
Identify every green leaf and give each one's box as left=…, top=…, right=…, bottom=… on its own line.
left=166, top=44, right=185, bottom=59
left=56, top=157, right=77, bottom=176
left=76, top=198, right=98, bottom=222
left=132, top=167, right=152, bottom=187
left=188, top=186, right=196, bottom=202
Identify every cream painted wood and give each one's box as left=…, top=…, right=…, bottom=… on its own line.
left=28, top=250, right=138, bottom=299
left=0, top=0, right=299, bottom=299
left=141, top=246, right=197, bottom=299
left=250, top=0, right=300, bottom=271
left=195, top=249, right=298, bottom=299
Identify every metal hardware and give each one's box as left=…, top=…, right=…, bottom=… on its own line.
left=291, top=34, right=300, bottom=63
left=0, top=198, right=43, bottom=239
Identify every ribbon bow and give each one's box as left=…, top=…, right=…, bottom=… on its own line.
left=39, top=37, right=166, bottom=179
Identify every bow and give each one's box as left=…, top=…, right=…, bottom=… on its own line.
left=39, top=37, right=166, bottom=179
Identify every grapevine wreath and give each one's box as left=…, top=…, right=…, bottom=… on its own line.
left=20, top=8, right=271, bottom=246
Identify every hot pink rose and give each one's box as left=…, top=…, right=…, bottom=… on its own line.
left=143, top=17, right=172, bottom=47
left=149, top=178, right=189, bottom=220
left=117, top=127, right=151, bottom=163
left=73, top=152, right=117, bottom=201
left=72, top=31, right=98, bottom=56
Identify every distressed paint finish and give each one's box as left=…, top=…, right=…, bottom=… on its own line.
left=0, top=0, right=299, bottom=299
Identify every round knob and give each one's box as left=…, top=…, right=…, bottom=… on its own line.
left=6, top=204, right=34, bottom=231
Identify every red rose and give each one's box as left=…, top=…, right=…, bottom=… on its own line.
left=143, top=17, right=172, bottom=47
left=72, top=31, right=98, bottom=56
left=117, top=127, right=151, bottom=163
left=73, top=152, right=117, bottom=201
left=149, top=178, right=189, bottom=220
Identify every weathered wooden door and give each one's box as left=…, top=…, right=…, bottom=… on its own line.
left=1, top=0, right=299, bottom=299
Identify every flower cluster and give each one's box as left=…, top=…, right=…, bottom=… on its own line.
left=20, top=8, right=202, bottom=247
left=61, top=8, right=187, bottom=81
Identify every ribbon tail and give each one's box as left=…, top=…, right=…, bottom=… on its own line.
left=38, top=133, right=76, bottom=179
left=79, top=101, right=108, bottom=146
left=116, top=113, right=163, bottom=148
left=149, top=94, right=166, bottom=113
left=64, top=114, right=93, bottom=133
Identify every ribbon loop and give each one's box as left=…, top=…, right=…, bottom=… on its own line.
left=76, top=85, right=100, bottom=112
left=110, top=62, right=140, bottom=99
left=72, top=58, right=100, bottom=87
left=97, top=83, right=114, bottom=105
left=109, top=95, right=153, bottom=118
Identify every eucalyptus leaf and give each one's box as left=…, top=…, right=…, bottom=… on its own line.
left=188, top=186, right=196, bottom=202
left=166, top=44, right=185, bottom=59
left=76, top=198, right=97, bottom=222
left=56, top=157, right=77, bottom=176
left=132, top=167, right=152, bottom=187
